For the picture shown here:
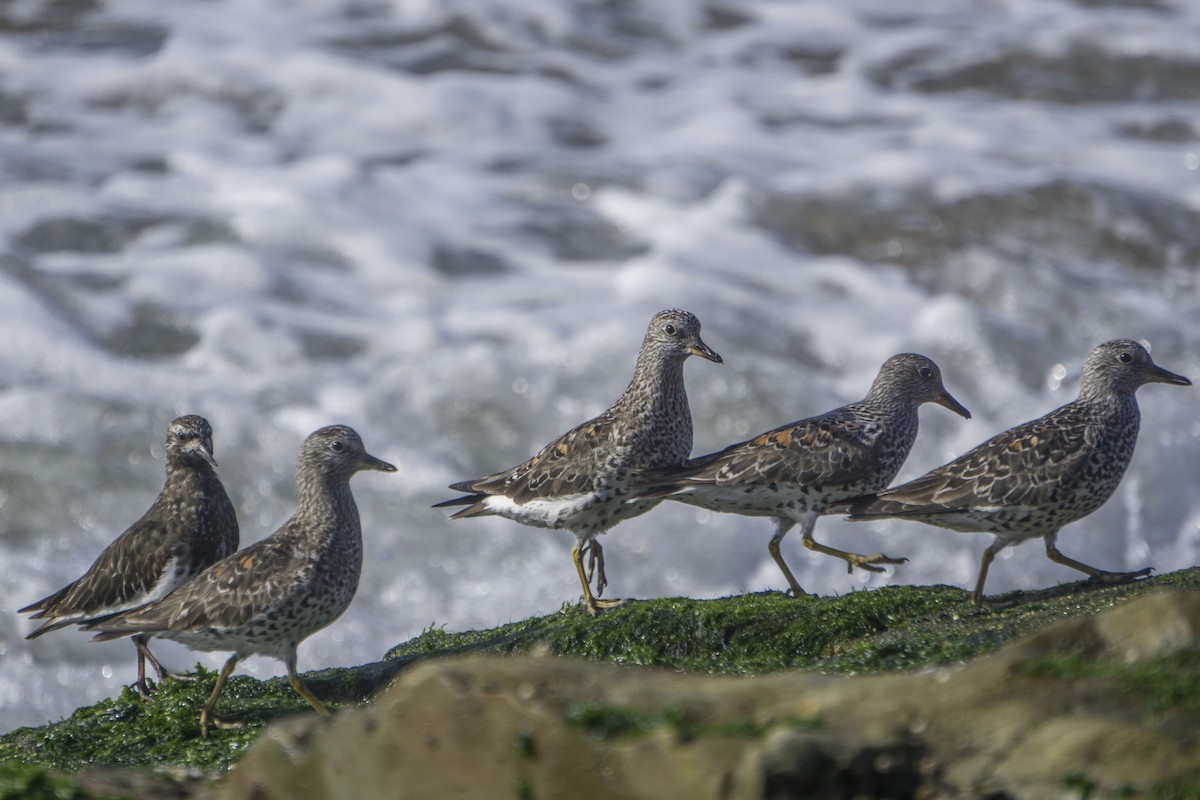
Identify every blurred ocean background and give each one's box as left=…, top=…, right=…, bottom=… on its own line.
left=1, top=0, right=1198, bottom=732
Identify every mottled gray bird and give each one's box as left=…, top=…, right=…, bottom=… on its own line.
left=21, top=415, right=239, bottom=696
left=88, top=425, right=396, bottom=735
left=631, top=354, right=970, bottom=597
left=435, top=309, right=722, bottom=616
left=839, top=340, right=1190, bottom=606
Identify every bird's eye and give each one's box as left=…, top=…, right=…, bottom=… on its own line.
left=918, top=367, right=933, bottom=379
left=1118, top=352, right=1133, bottom=364
left=664, top=324, right=677, bottom=335
left=330, top=441, right=345, bottom=452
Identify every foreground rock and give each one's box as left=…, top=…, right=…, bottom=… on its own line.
left=223, top=591, right=1200, bottom=800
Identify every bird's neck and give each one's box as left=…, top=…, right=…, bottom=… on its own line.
left=165, top=459, right=215, bottom=489
left=1075, top=386, right=1141, bottom=424
left=860, top=386, right=920, bottom=423
left=852, top=395, right=922, bottom=465
left=295, top=475, right=362, bottom=543
left=616, top=353, right=688, bottom=420
left=291, top=475, right=364, bottom=589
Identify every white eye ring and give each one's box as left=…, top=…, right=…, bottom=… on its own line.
left=664, top=324, right=677, bottom=335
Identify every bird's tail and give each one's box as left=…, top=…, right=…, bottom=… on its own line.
left=827, top=495, right=881, bottom=518
left=432, top=494, right=495, bottom=519
left=431, top=494, right=477, bottom=510
left=83, top=606, right=165, bottom=642
left=23, top=616, right=78, bottom=640
left=18, top=583, right=74, bottom=617
left=624, top=483, right=684, bottom=502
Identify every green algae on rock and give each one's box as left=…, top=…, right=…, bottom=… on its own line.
left=0, top=668, right=298, bottom=773
left=388, top=567, right=1200, bottom=675
left=222, top=588, right=1200, bottom=800
left=1, top=569, right=1198, bottom=783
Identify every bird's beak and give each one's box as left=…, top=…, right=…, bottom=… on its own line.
left=937, top=389, right=972, bottom=420
left=361, top=452, right=398, bottom=473
left=1148, top=364, right=1192, bottom=387
left=192, top=437, right=219, bottom=468
left=689, top=339, right=723, bottom=364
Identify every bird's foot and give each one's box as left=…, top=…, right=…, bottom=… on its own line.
left=200, top=711, right=245, bottom=737
left=137, top=667, right=197, bottom=696
left=973, top=592, right=1018, bottom=610
left=152, top=667, right=199, bottom=684
left=585, top=597, right=627, bottom=617
left=1088, top=567, right=1154, bottom=585
left=843, top=553, right=909, bottom=574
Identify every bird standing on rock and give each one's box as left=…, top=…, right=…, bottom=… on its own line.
left=630, top=354, right=970, bottom=597
left=435, top=309, right=722, bottom=616
left=838, top=340, right=1190, bottom=606
left=21, top=415, right=239, bottom=696
left=88, top=425, right=396, bottom=735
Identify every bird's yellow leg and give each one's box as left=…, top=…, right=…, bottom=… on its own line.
left=584, top=540, right=609, bottom=597
left=1044, top=535, right=1152, bottom=584
left=970, top=538, right=1018, bottom=607
left=573, top=541, right=624, bottom=616
left=286, top=657, right=331, bottom=717
left=200, top=654, right=242, bottom=736
left=971, top=547, right=995, bottom=607
left=767, top=537, right=808, bottom=598
left=797, top=518, right=907, bottom=575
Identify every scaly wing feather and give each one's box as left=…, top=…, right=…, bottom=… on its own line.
left=21, top=502, right=183, bottom=631
left=847, top=407, right=1097, bottom=518
left=437, top=413, right=619, bottom=510
left=639, top=406, right=882, bottom=494
left=89, top=527, right=313, bottom=640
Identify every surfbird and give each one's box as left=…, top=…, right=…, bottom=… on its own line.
left=434, top=309, right=722, bottom=616
left=88, top=425, right=396, bottom=735
left=20, top=415, right=239, bottom=696
left=838, top=340, right=1190, bottom=606
left=630, top=353, right=970, bottom=597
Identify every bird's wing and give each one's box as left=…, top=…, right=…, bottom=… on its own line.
left=89, top=527, right=313, bottom=639
left=20, top=502, right=182, bottom=625
left=639, top=407, right=882, bottom=492
left=442, top=414, right=619, bottom=506
left=848, top=408, right=1096, bottom=517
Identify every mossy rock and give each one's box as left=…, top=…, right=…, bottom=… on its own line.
left=387, top=568, right=1200, bottom=675
left=2, top=568, right=1198, bottom=785
left=224, top=588, right=1200, bottom=800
